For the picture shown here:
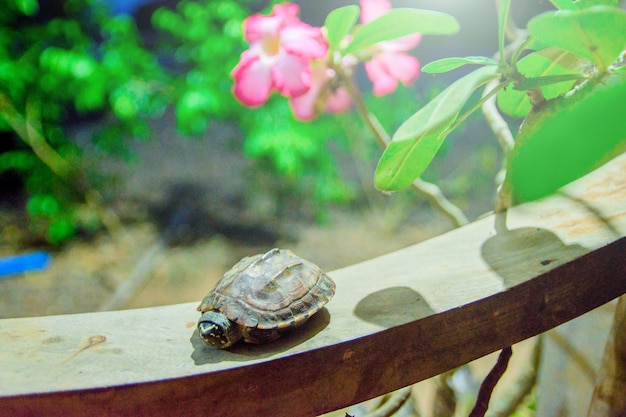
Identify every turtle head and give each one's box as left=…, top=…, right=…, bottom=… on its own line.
left=198, top=310, right=242, bottom=349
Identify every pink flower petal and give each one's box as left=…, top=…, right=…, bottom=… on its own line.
left=290, top=90, right=318, bottom=120
left=384, top=52, right=420, bottom=85
left=280, top=23, right=328, bottom=59
left=290, top=65, right=352, bottom=120
left=365, top=51, right=420, bottom=96
left=289, top=65, right=331, bottom=120
left=231, top=50, right=273, bottom=106
left=325, top=87, right=352, bottom=114
left=244, top=14, right=282, bottom=44
left=271, top=3, right=301, bottom=20
left=244, top=4, right=300, bottom=43
left=273, top=52, right=312, bottom=97
left=360, top=0, right=391, bottom=23
left=232, top=2, right=331, bottom=109
left=365, top=58, right=396, bottom=96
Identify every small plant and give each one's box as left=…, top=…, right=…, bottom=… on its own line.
left=375, top=0, right=626, bottom=209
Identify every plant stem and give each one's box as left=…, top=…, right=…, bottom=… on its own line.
left=1, top=93, right=123, bottom=237
left=0, top=94, right=73, bottom=179
left=486, top=2, right=529, bottom=214
left=338, top=68, right=469, bottom=227
left=481, top=79, right=514, bottom=213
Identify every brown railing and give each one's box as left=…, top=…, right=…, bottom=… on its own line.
left=1, top=153, right=625, bottom=417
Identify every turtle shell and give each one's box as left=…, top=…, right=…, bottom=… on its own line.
left=197, top=248, right=335, bottom=330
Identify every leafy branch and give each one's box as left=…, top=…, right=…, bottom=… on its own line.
left=335, top=63, right=469, bottom=227
left=375, top=1, right=626, bottom=212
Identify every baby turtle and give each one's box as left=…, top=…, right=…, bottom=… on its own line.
left=197, top=248, right=335, bottom=348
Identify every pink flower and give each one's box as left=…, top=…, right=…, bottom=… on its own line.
left=360, top=0, right=422, bottom=96
left=231, top=3, right=328, bottom=107
left=290, top=62, right=352, bottom=121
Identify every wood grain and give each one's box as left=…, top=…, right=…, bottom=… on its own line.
left=1, top=153, right=625, bottom=417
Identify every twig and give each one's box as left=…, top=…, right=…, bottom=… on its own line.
left=469, top=347, right=513, bottom=417
left=338, top=67, right=469, bottom=227
left=0, top=93, right=73, bottom=179
left=412, top=178, right=469, bottom=227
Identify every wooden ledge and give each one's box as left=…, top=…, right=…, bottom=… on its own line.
left=1, top=154, right=625, bottom=416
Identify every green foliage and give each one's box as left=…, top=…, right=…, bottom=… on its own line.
left=508, top=70, right=626, bottom=202
left=374, top=0, right=626, bottom=200
left=374, top=66, right=499, bottom=191
left=324, top=6, right=360, bottom=52
left=497, top=48, right=586, bottom=117
left=344, top=9, right=459, bottom=55
left=497, top=0, right=512, bottom=66
left=241, top=98, right=357, bottom=216
left=0, top=0, right=170, bottom=244
left=528, top=6, right=626, bottom=72
left=151, top=0, right=253, bottom=136
left=549, top=0, right=618, bottom=11
left=422, top=57, right=498, bottom=74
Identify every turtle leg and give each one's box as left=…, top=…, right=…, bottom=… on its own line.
left=242, top=327, right=282, bottom=344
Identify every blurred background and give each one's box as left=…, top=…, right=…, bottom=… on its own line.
left=1, top=0, right=556, bottom=316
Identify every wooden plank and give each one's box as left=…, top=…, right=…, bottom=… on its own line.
left=1, top=153, right=625, bottom=417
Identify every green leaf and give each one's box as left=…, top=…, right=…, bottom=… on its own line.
left=324, top=5, right=360, bottom=51
left=508, top=71, right=626, bottom=202
left=549, top=0, right=580, bottom=10
left=422, top=56, right=498, bottom=74
left=345, top=9, right=459, bottom=55
left=374, top=66, right=499, bottom=191
left=550, top=0, right=619, bottom=10
left=513, top=73, right=584, bottom=90
left=498, top=48, right=587, bottom=118
left=576, top=0, right=619, bottom=7
left=496, top=89, right=529, bottom=118
left=498, top=0, right=512, bottom=65
left=528, top=6, right=626, bottom=72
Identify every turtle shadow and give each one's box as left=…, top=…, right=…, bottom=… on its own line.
left=190, top=307, right=331, bottom=365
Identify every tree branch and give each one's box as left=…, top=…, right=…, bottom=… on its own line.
left=469, top=347, right=513, bottom=417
